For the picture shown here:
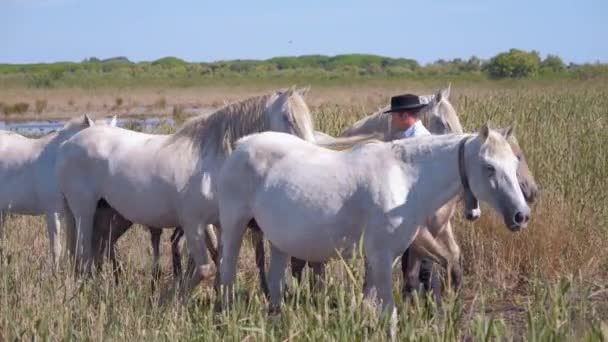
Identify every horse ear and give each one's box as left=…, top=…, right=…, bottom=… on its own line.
left=296, top=86, right=310, bottom=97
left=442, top=83, right=451, bottom=99
left=84, top=114, right=95, bottom=127
left=109, top=115, right=118, bottom=127
left=287, top=85, right=296, bottom=96
left=276, top=86, right=293, bottom=104
left=503, top=123, right=515, bottom=139
left=435, top=89, right=443, bottom=102
left=479, top=122, right=490, bottom=142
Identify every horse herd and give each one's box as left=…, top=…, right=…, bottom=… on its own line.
left=0, top=85, right=538, bottom=316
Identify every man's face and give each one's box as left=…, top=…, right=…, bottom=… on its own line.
left=391, top=111, right=415, bottom=130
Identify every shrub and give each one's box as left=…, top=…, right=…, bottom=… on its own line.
left=153, top=97, right=167, bottom=108
left=541, top=54, right=566, bottom=73
left=34, top=99, right=48, bottom=114
left=172, top=105, right=187, bottom=125
left=27, top=73, right=54, bottom=88
left=485, top=49, right=541, bottom=78
left=3, top=102, right=30, bottom=115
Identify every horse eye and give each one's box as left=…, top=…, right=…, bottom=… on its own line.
left=486, top=165, right=496, bottom=175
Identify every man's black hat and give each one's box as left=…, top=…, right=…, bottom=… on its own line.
left=384, top=94, right=427, bottom=113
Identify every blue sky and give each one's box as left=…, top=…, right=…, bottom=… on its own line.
left=1, top=0, right=606, bottom=64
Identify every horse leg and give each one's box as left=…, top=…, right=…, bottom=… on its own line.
left=170, top=227, right=184, bottom=279
left=419, top=257, right=441, bottom=301
left=401, top=248, right=422, bottom=299
left=249, top=221, right=270, bottom=298
left=436, top=221, right=462, bottom=291
left=149, top=227, right=162, bottom=288
left=267, top=244, right=289, bottom=314
left=182, top=221, right=212, bottom=292
left=216, top=216, right=248, bottom=309
left=290, top=257, right=307, bottom=284
left=69, top=199, right=98, bottom=274
left=96, top=207, right=131, bottom=283
left=205, top=224, right=218, bottom=266
left=179, top=225, right=215, bottom=282
left=310, top=261, right=325, bottom=290
left=363, top=247, right=395, bottom=314
left=410, top=228, right=455, bottom=294
left=44, top=212, right=63, bottom=269
left=109, top=242, right=123, bottom=284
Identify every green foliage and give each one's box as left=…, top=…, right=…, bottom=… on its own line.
left=485, top=49, right=541, bottom=78
left=152, top=56, right=187, bottom=67
left=541, top=54, right=566, bottom=73
left=571, top=63, right=608, bottom=80
left=0, top=52, right=606, bottom=88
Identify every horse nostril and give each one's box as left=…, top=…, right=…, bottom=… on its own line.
left=513, top=212, right=526, bottom=225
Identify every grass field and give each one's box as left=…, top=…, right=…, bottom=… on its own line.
left=0, top=78, right=607, bottom=340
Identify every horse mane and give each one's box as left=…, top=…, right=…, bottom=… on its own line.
left=61, top=115, right=90, bottom=130
left=167, top=91, right=312, bottom=156
left=340, top=91, right=462, bottom=138
left=340, top=108, right=389, bottom=137
left=319, top=133, right=384, bottom=151
left=31, top=115, right=90, bottom=140
left=390, top=133, right=473, bottom=163
left=428, top=97, right=463, bottom=134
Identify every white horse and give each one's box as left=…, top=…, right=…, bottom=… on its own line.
left=263, top=86, right=470, bottom=293
left=217, top=125, right=530, bottom=313
left=0, top=114, right=116, bottom=265
left=300, top=87, right=537, bottom=299
left=338, top=87, right=538, bottom=297
left=56, top=88, right=372, bottom=287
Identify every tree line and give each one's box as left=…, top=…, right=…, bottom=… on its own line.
left=1, top=49, right=606, bottom=88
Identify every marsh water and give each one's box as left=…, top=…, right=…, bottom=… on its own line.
left=0, top=116, right=176, bottom=136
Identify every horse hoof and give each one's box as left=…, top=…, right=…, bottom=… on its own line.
left=268, top=305, right=282, bottom=317
left=401, top=288, right=417, bottom=303
left=199, top=264, right=216, bottom=279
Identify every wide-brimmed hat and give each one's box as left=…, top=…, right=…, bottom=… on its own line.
left=384, top=94, right=427, bottom=113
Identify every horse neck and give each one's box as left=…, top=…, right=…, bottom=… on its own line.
left=438, top=100, right=463, bottom=134
left=34, top=130, right=66, bottom=150
left=394, top=135, right=473, bottom=220
left=342, top=110, right=389, bottom=137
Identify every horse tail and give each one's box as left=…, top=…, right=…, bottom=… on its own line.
left=316, top=133, right=384, bottom=151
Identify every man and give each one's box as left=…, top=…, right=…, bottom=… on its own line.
left=385, top=93, right=431, bottom=138
left=385, top=93, right=439, bottom=298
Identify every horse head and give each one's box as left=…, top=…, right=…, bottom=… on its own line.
left=465, top=123, right=531, bottom=231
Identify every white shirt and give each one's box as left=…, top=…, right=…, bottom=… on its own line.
left=400, top=119, right=431, bottom=139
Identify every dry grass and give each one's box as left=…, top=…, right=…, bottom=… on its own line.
left=0, top=79, right=607, bottom=340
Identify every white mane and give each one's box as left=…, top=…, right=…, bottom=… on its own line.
left=168, top=91, right=312, bottom=156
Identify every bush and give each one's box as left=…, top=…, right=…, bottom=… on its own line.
left=154, top=97, right=167, bottom=108
left=485, top=49, right=541, bottom=78
left=34, top=99, right=48, bottom=114
left=27, top=73, right=54, bottom=88
left=172, top=105, right=187, bottom=125
left=541, top=54, right=566, bottom=73
left=2, top=102, right=30, bottom=115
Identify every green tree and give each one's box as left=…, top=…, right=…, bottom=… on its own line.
left=485, top=49, right=541, bottom=78
left=541, top=54, right=565, bottom=73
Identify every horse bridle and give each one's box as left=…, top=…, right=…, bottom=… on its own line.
left=458, top=136, right=481, bottom=221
